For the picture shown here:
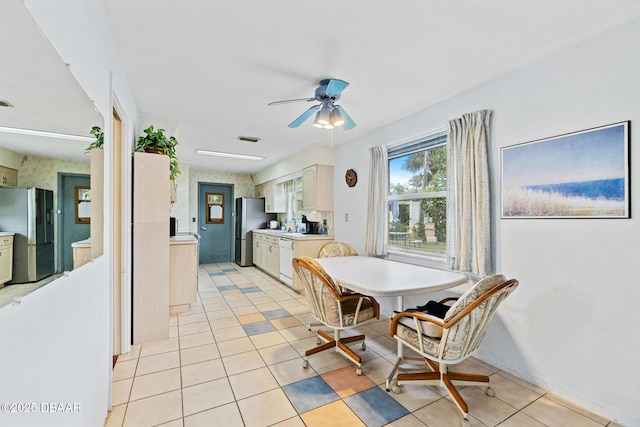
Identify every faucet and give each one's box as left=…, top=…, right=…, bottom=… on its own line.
left=292, top=217, right=298, bottom=232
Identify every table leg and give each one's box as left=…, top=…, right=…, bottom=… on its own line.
left=386, top=295, right=405, bottom=391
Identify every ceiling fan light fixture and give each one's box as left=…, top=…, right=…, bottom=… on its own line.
left=315, top=104, right=331, bottom=125
left=331, top=107, right=345, bottom=127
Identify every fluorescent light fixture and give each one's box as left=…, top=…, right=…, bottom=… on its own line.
left=195, top=149, right=264, bottom=161
left=0, top=126, right=93, bottom=142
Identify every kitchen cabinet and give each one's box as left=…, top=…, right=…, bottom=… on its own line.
left=255, top=182, right=266, bottom=198
left=256, top=180, right=285, bottom=213
left=253, top=230, right=333, bottom=292
left=0, top=233, right=14, bottom=287
left=0, top=166, right=18, bottom=186
left=302, top=164, right=333, bottom=211
left=169, top=235, right=199, bottom=314
left=132, top=152, right=170, bottom=344
left=253, top=232, right=279, bottom=278
left=71, top=238, right=91, bottom=269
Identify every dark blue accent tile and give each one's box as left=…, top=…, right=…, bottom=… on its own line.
left=240, top=287, right=261, bottom=293
left=343, top=386, right=409, bottom=427
left=222, top=268, right=238, bottom=272
left=209, top=272, right=225, bottom=276
left=283, top=376, right=339, bottom=414
left=262, top=309, right=291, bottom=320
left=217, top=285, right=238, bottom=291
left=242, top=321, right=276, bottom=336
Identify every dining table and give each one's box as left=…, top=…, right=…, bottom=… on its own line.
left=315, top=255, right=468, bottom=389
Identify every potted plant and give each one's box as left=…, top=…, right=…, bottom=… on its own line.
left=134, top=125, right=180, bottom=180
left=85, top=126, right=104, bottom=152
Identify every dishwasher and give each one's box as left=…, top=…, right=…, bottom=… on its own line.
left=278, top=238, right=294, bottom=287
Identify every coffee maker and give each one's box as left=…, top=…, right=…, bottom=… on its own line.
left=302, top=216, right=320, bottom=234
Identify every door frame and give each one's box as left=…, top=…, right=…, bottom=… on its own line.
left=57, top=172, right=91, bottom=273
left=197, top=182, right=234, bottom=263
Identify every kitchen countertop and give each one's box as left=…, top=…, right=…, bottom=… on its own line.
left=0, top=232, right=15, bottom=237
left=170, top=233, right=199, bottom=245
left=71, top=238, right=91, bottom=248
left=253, top=229, right=333, bottom=240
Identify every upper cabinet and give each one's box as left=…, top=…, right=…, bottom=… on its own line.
left=255, top=180, right=285, bottom=213
left=0, top=166, right=18, bottom=186
left=302, top=164, right=333, bottom=211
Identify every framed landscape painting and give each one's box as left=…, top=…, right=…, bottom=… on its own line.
left=501, top=121, right=630, bottom=218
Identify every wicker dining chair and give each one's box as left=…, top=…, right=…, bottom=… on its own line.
left=292, top=256, right=380, bottom=375
left=317, top=241, right=358, bottom=258
left=389, top=274, right=519, bottom=427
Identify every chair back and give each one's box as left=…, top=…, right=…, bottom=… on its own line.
left=439, top=275, right=518, bottom=361
left=292, top=257, right=344, bottom=326
left=318, top=242, right=358, bottom=258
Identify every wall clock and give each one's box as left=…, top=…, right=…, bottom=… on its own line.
left=345, top=169, right=357, bottom=187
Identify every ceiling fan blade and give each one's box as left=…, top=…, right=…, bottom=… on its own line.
left=268, top=97, right=315, bottom=106
left=288, top=105, right=320, bottom=128
left=325, top=79, right=349, bottom=97
left=335, top=105, right=356, bottom=130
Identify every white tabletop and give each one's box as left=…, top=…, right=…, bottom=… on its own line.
left=315, top=256, right=468, bottom=297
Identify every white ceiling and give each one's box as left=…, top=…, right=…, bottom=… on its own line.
left=4, top=1, right=640, bottom=173
left=0, top=0, right=102, bottom=161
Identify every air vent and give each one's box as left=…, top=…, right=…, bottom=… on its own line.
left=0, top=100, right=14, bottom=108
left=237, top=135, right=260, bottom=143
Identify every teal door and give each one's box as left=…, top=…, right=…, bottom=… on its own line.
left=198, top=183, right=233, bottom=264
left=58, top=173, right=91, bottom=272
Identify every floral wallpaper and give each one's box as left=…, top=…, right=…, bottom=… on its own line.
left=1, top=149, right=91, bottom=270
left=174, top=166, right=254, bottom=234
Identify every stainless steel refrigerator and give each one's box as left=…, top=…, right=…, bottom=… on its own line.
left=0, top=187, right=55, bottom=283
left=234, top=197, right=276, bottom=267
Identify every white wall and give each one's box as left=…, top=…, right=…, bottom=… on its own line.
left=333, top=18, right=640, bottom=426
left=0, top=1, right=137, bottom=426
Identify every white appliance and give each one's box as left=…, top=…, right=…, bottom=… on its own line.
left=278, top=237, right=294, bottom=287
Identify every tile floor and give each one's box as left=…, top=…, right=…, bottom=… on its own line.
left=105, top=263, right=618, bottom=427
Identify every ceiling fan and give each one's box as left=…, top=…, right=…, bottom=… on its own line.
left=269, top=78, right=356, bottom=130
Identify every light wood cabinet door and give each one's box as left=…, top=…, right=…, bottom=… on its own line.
left=132, top=152, right=170, bottom=344
left=1, top=167, right=18, bottom=186
left=302, top=165, right=333, bottom=211
left=170, top=241, right=198, bottom=312
left=0, top=245, right=13, bottom=285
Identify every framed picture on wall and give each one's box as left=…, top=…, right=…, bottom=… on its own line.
left=501, top=121, right=630, bottom=218
left=206, top=192, right=224, bottom=223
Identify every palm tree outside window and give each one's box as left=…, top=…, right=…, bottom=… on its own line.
left=388, top=131, right=447, bottom=255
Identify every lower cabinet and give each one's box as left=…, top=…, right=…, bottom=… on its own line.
left=169, top=237, right=199, bottom=314
left=252, top=231, right=333, bottom=293
left=72, top=241, right=91, bottom=269
left=0, top=234, right=14, bottom=287
left=253, top=233, right=279, bottom=278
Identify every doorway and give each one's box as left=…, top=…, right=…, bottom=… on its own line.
left=57, top=173, right=91, bottom=272
left=198, top=183, right=233, bottom=264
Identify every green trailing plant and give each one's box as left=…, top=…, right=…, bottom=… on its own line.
left=134, top=125, right=180, bottom=180
left=85, top=126, right=104, bottom=152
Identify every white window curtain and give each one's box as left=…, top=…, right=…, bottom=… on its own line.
left=365, top=145, right=389, bottom=256
left=446, top=109, right=492, bottom=276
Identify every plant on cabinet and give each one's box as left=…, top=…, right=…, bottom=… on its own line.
left=134, top=125, right=180, bottom=181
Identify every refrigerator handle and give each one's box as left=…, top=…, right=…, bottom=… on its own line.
left=46, top=209, right=53, bottom=224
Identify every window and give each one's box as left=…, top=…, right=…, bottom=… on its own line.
left=388, top=131, right=447, bottom=255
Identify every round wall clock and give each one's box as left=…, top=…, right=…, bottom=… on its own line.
left=345, top=169, right=357, bottom=187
